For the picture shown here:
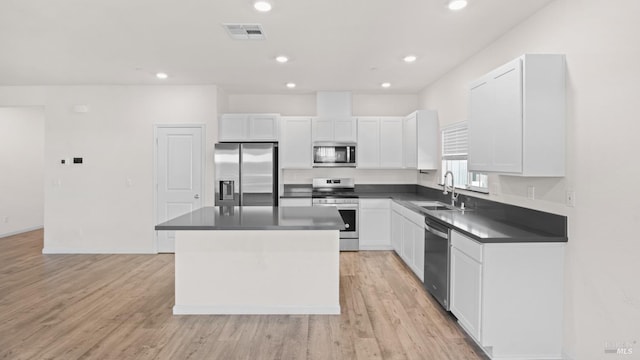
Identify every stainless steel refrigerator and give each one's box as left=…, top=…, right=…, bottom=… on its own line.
left=214, top=143, right=278, bottom=206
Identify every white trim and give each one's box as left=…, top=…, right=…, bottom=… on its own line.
left=0, top=226, right=43, bottom=239
left=153, top=124, right=206, bottom=254
left=42, top=247, right=156, bottom=254
left=173, top=305, right=341, bottom=315
left=358, top=245, right=394, bottom=251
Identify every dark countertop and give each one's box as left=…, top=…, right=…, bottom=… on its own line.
left=281, top=186, right=567, bottom=244
left=394, top=200, right=566, bottom=243
left=155, top=206, right=345, bottom=231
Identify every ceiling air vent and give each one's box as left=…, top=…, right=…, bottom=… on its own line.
left=223, top=23, right=266, bottom=40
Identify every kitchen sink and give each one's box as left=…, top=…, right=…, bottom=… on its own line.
left=409, top=201, right=464, bottom=211
left=421, top=205, right=455, bottom=211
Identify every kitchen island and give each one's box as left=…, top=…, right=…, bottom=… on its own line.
left=155, top=206, right=345, bottom=315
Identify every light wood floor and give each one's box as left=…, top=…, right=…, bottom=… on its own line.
left=0, top=229, right=488, bottom=360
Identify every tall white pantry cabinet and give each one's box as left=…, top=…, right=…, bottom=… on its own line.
left=468, top=54, right=565, bottom=176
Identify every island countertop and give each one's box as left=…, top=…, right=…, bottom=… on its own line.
left=155, top=206, right=345, bottom=231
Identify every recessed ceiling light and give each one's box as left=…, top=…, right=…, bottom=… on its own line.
left=448, top=0, right=468, bottom=11
left=286, top=82, right=296, bottom=89
left=403, top=55, right=417, bottom=63
left=254, top=1, right=272, bottom=12
left=275, top=55, right=289, bottom=63
left=156, top=72, right=168, bottom=79
left=381, top=82, right=391, bottom=88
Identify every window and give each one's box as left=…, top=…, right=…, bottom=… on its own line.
left=441, top=122, right=488, bottom=192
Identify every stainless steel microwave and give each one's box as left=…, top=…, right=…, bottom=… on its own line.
left=312, top=142, right=356, bottom=167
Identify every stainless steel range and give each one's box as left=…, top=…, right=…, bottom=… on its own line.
left=311, top=178, right=359, bottom=251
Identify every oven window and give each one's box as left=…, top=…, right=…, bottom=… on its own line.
left=338, top=209, right=357, bottom=232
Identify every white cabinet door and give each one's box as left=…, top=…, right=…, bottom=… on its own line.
left=469, top=60, right=521, bottom=173
left=450, top=246, right=483, bottom=342
left=313, top=118, right=356, bottom=142
left=404, top=110, right=438, bottom=170
left=390, top=210, right=403, bottom=255
left=220, top=113, right=279, bottom=142
left=280, top=198, right=312, bottom=207
left=334, top=118, right=357, bottom=142
left=280, top=117, right=312, bottom=169
left=312, top=118, right=334, bottom=142
left=468, top=80, right=493, bottom=171
left=219, top=114, right=247, bottom=142
left=491, top=59, right=523, bottom=173
left=412, top=223, right=425, bottom=282
left=248, top=114, right=279, bottom=141
left=401, top=218, right=414, bottom=265
left=359, top=199, right=391, bottom=250
left=468, top=54, right=564, bottom=176
left=403, top=114, right=417, bottom=168
left=357, top=118, right=380, bottom=168
left=379, top=117, right=404, bottom=168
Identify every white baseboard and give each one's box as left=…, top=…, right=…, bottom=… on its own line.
left=42, top=247, right=157, bottom=254
left=0, top=226, right=43, bottom=239
left=358, top=245, right=393, bottom=251
left=173, top=304, right=341, bottom=315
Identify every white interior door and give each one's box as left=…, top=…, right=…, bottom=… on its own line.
left=156, top=126, right=203, bottom=253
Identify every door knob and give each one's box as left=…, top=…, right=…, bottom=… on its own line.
left=194, top=194, right=200, bottom=199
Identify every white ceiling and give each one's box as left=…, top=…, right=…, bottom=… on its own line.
left=0, top=0, right=555, bottom=94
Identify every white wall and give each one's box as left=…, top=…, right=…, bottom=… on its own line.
left=417, top=0, right=640, bottom=358
left=0, top=107, right=45, bottom=237
left=227, top=93, right=316, bottom=115
left=225, top=92, right=419, bottom=117
left=1, top=85, right=218, bottom=253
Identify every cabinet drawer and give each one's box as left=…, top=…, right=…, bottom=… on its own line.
left=360, top=198, right=390, bottom=209
left=451, top=230, right=483, bottom=262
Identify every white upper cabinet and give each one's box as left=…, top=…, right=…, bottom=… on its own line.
left=356, top=117, right=403, bottom=169
left=312, top=117, right=357, bottom=142
left=379, top=117, right=404, bottom=168
left=403, top=110, right=439, bottom=170
left=468, top=54, right=566, bottom=176
left=219, top=113, right=280, bottom=142
left=356, top=118, right=380, bottom=168
left=280, top=117, right=312, bottom=169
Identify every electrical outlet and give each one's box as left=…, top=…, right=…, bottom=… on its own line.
left=566, top=190, right=576, bottom=207
left=527, top=186, right=535, bottom=200
left=2, top=216, right=8, bottom=223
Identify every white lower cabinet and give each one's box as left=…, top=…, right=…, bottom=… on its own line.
left=390, top=201, right=425, bottom=281
left=390, top=207, right=403, bottom=255
left=450, top=230, right=565, bottom=359
left=279, top=198, right=312, bottom=207
left=450, top=242, right=482, bottom=341
left=359, top=199, right=391, bottom=250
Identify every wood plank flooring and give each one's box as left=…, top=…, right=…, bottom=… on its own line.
left=0, top=230, right=488, bottom=360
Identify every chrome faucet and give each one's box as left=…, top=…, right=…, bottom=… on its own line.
left=443, top=171, right=459, bottom=207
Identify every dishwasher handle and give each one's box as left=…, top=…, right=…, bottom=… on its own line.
left=425, top=220, right=449, bottom=239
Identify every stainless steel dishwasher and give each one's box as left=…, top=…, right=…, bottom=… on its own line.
left=423, top=216, right=451, bottom=310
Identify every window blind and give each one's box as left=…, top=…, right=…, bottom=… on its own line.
left=442, top=122, right=468, bottom=160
